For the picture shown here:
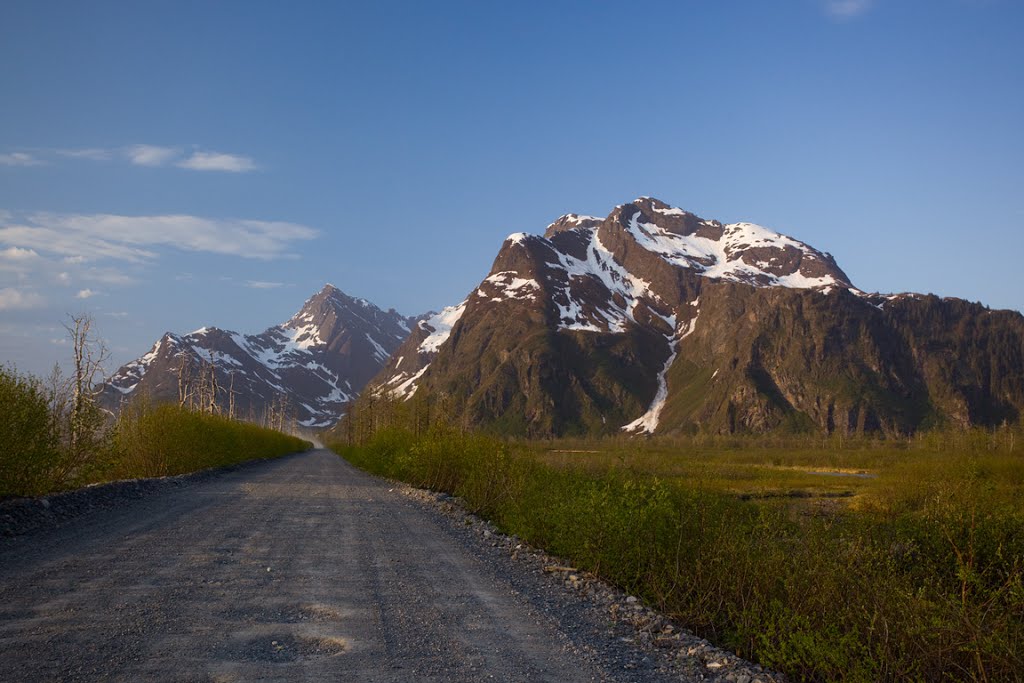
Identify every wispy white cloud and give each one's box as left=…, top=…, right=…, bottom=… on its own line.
left=1, top=246, right=136, bottom=292
left=823, top=0, right=874, bottom=19
left=125, top=144, right=180, bottom=167
left=245, top=280, right=286, bottom=289
left=0, top=222, right=157, bottom=262
left=0, top=287, right=45, bottom=311
left=82, top=267, right=136, bottom=286
left=75, top=288, right=96, bottom=299
left=122, top=145, right=262, bottom=172
left=178, top=151, right=258, bottom=172
left=0, top=210, right=318, bottom=262
left=56, top=148, right=114, bottom=161
left=0, top=152, right=45, bottom=167
left=4, top=145, right=261, bottom=172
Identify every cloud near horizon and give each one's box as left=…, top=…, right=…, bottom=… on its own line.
left=0, top=287, right=45, bottom=311
left=125, top=144, right=180, bottom=167
left=823, top=0, right=874, bottom=19
left=55, top=148, right=114, bottom=161
left=1, top=145, right=260, bottom=172
left=177, top=151, right=259, bottom=172
left=0, top=210, right=318, bottom=262
left=0, top=152, right=45, bottom=167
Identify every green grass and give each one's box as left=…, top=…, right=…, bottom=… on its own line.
left=333, top=426, right=1024, bottom=682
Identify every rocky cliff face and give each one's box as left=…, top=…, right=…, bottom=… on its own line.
left=101, top=285, right=415, bottom=428
left=371, top=198, right=1024, bottom=436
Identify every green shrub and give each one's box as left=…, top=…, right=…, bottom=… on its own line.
left=112, top=403, right=311, bottom=478
left=2, top=372, right=309, bottom=497
left=0, top=365, right=61, bottom=497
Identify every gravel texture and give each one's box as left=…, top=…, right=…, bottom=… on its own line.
left=0, top=461, right=261, bottom=540
left=0, top=449, right=783, bottom=682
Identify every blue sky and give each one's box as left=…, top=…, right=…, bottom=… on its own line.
left=1, top=0, right=1022, bottom=375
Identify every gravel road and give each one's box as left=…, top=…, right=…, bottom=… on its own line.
left=0, top=449, right=774, bottom=683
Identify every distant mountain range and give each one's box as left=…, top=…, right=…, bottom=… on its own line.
left=105, top=197, right=1024, bottom=437
left=369, top=197, right=1024, bottom=436
left=100, top=285, right=414, bottom=428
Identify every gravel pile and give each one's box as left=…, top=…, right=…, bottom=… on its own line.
left=401, top=486, right=788, bottom=683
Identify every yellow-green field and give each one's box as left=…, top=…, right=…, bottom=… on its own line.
left=528, top=431, right=1024, bottom=518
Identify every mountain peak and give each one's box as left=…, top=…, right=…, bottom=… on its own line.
left=533, top=198, right=853, bottom=292
left=289, top=284, right=372, bottom=323
left=544, top=213, right=604, bottom=238
left=368, top=196, right=1024, bottom=438
left=102, top=285, right=418, bottom=429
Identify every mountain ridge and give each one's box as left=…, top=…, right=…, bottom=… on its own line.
left=101, top=284, right=415, bottom=428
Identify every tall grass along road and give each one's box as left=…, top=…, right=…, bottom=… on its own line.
left=1, top=449, right=713, bottom=682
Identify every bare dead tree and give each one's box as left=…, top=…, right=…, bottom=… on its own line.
left=206, top=362, right=219, bottom=415
left=265, top=393, right=290, bottom=432
left=45, top=362, right=71, bottom=455
left=66, top=314, right=108, bottom=442
left=196, top=360, right=208, bottom=413
left=176, top=352, right=194, bottom=408
left=55, top=313, right=110, bottom=482
left=227, top=371, right=237, bottom=420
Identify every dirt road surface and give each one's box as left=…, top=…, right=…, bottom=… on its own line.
left=0, top=450, right=694, bottom=682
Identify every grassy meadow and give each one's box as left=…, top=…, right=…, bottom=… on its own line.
left=334, top=425, right=1024, bottom=682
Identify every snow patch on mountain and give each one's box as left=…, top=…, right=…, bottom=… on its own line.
left=545, top=213, right=603, bottom=233
left=387, top=365, right=428, bottom=400
left=549, top=228, right=660, bottom=333
left=110, top=337, right=176, bottom=394
left=419, top=301, right=468, bottom=354
left=626, top=211, right=840, bottom=289
left=622, top=308, right=699, bottom=434
left=379, top=300, right=469, bottom=399
left=477, top=271, right=542, bottom=302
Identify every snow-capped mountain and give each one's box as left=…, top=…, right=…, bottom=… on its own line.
left=371, top=197, right=1024, bottom=436
left=102, top=284, right=415, bottom=428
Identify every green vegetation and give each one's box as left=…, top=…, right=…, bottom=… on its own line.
left=1, top=365, right=310, bottom=498
left=1, top=317, right=310, bottom=499
left=332, top=394, right=1024, bottom=682
left=0, top=366, right=61, bottom=496
left=111, top=402, right=311, bottom=480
